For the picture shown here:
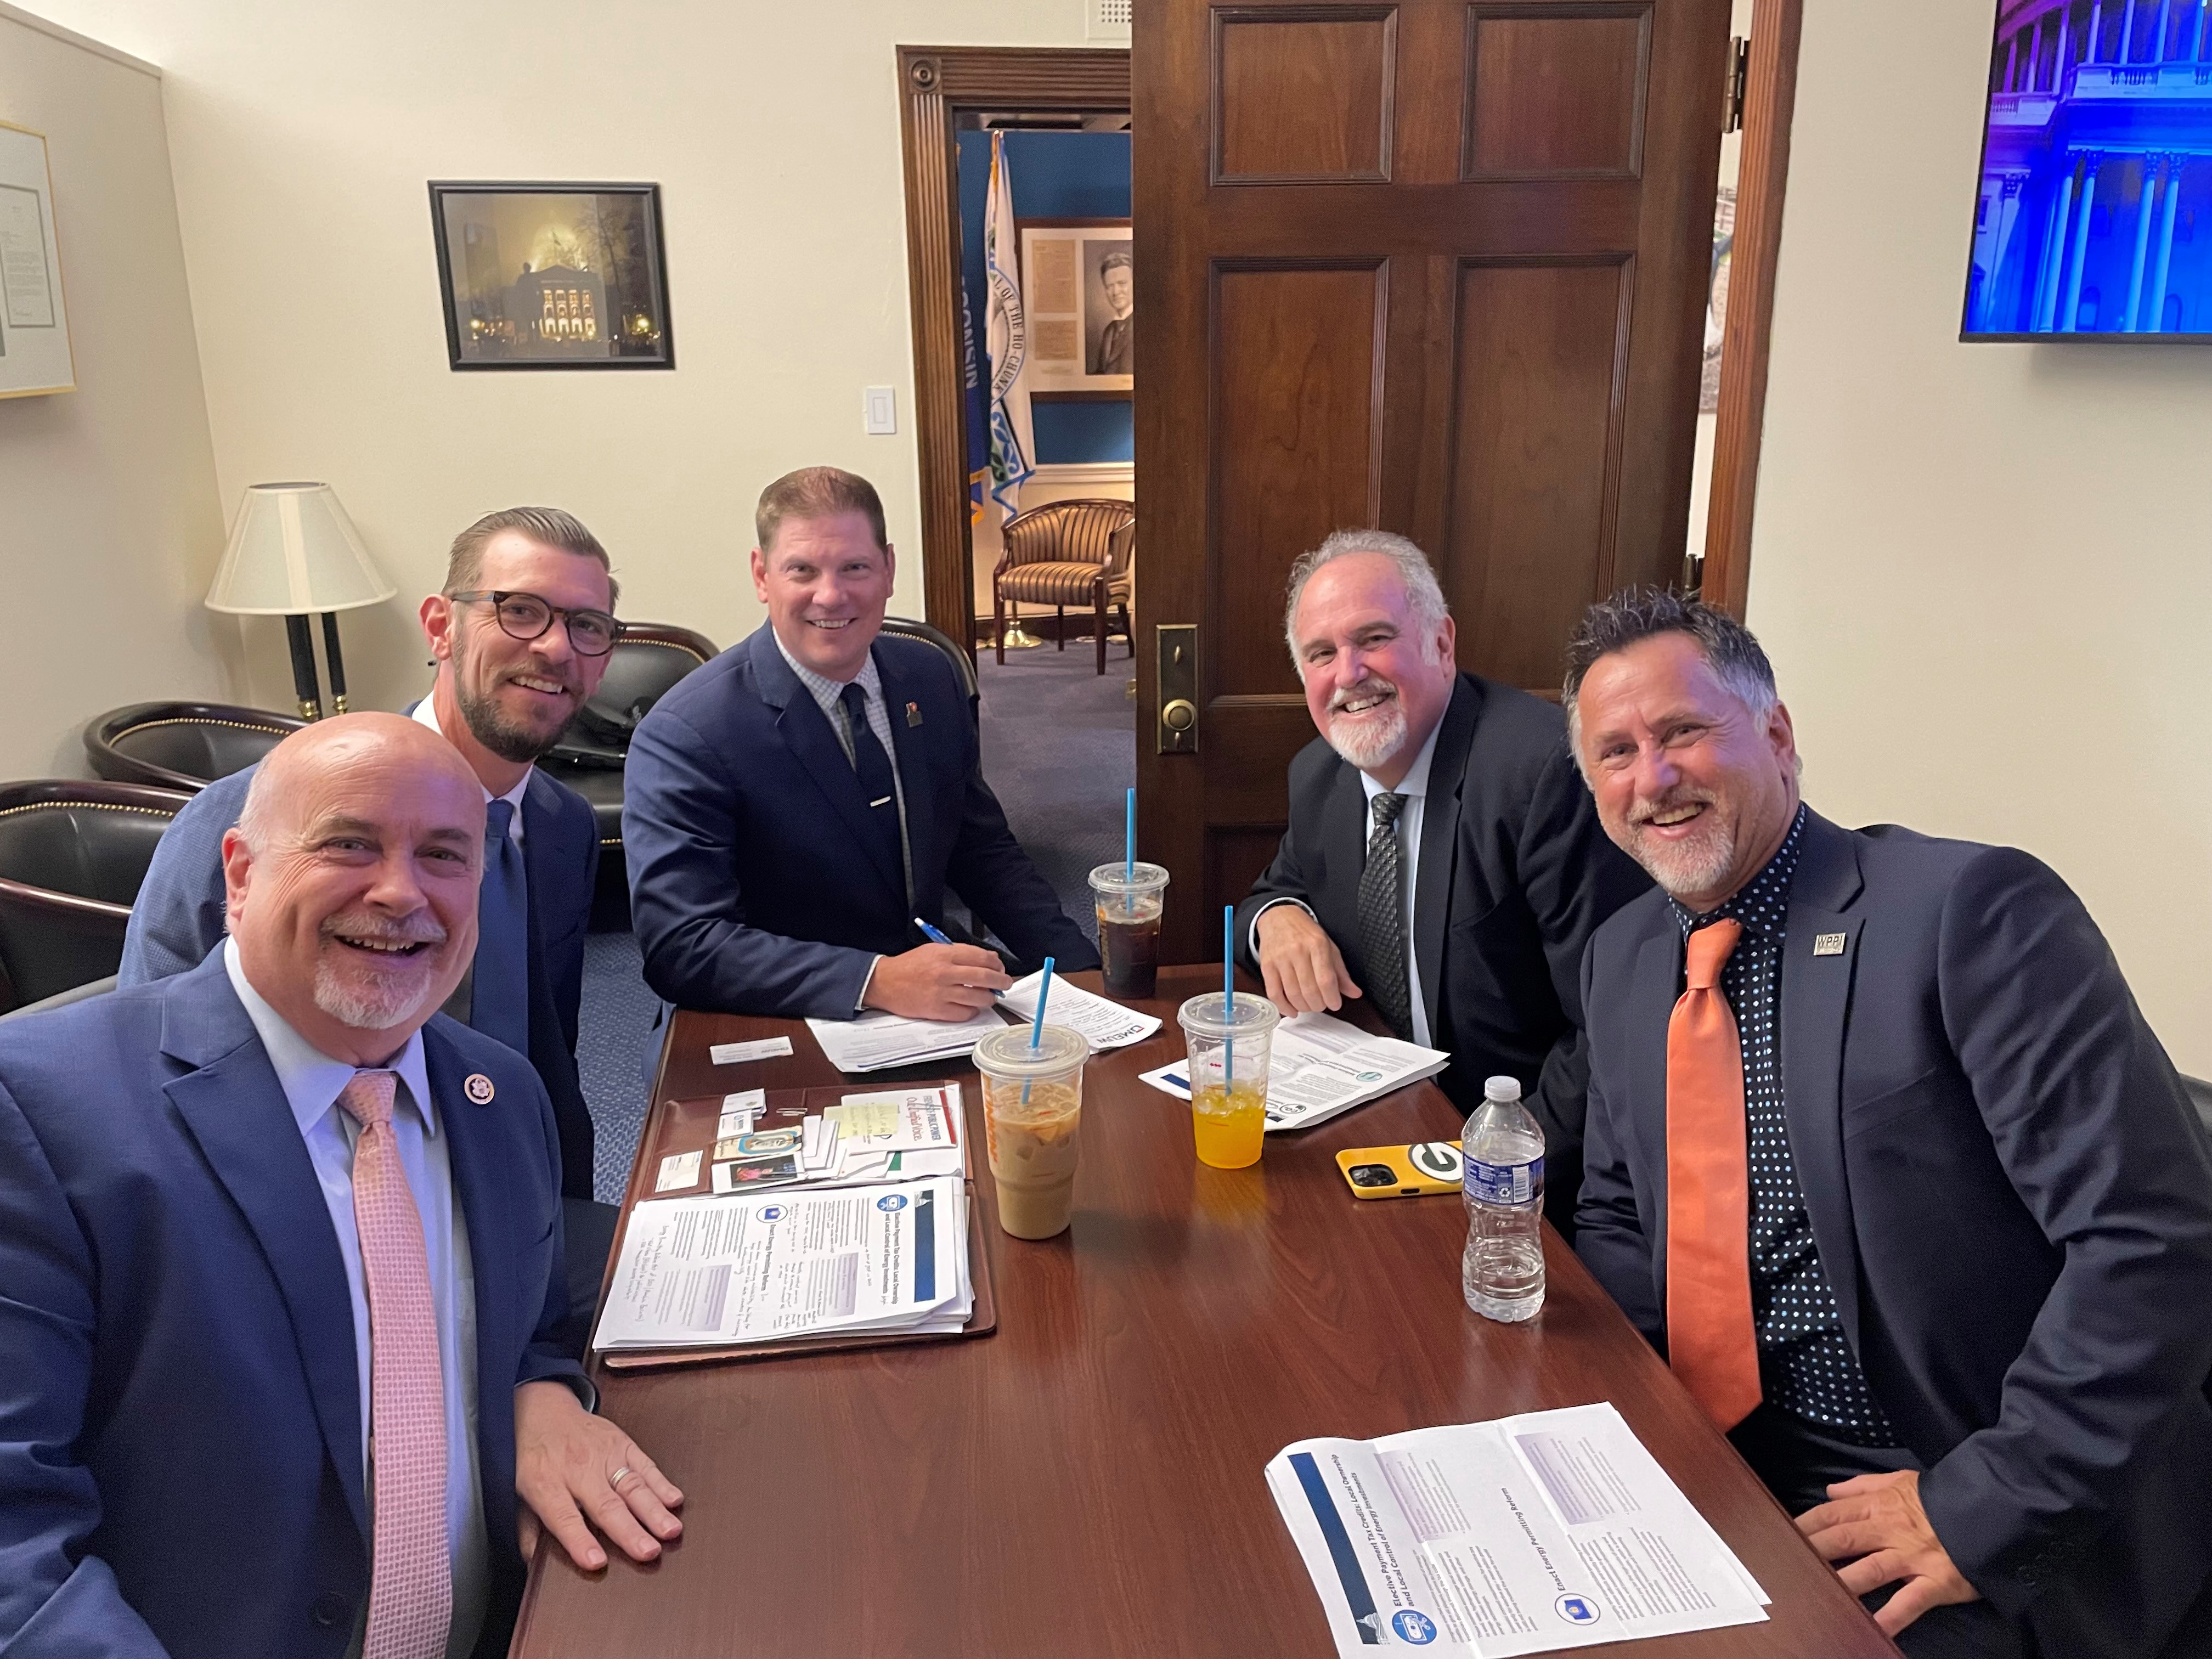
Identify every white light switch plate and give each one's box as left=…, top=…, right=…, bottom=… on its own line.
left=864, top=386, right=897, bottom=435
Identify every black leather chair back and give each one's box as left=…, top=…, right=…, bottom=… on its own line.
left=546, top=624, right=720, bottom=770
left=881, top=616, right=980, bottom=709
left=0, top=781, right=191, bottom=1011
left=86, top=702, right=306, bottom=793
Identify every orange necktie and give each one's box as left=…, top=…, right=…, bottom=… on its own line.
left=1666, top=919, right=1761, bottom=1432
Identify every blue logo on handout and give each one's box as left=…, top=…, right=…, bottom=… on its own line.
left=877, top=1194, right=908, bottom=1212
left=1391, top=1609, right=1437, bottom=1644
left=757, top=1205, right=788, bottom=1222
left=1554, top=1594, right=1600, bottom=1624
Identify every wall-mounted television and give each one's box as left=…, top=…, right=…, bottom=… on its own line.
left=1963, top=0, right=2212, bottom=340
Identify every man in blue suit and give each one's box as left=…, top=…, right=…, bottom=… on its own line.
left=0, top=715, right=679, bottom=1659
left=1564, top=591, right=2212, bottom=1658
left=624, top=466, right=1096, bottom=1021
left=123, top=508, right=612, bottom=1217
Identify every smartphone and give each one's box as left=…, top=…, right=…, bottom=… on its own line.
left=1336, top=1141, right=1464, bottom=1200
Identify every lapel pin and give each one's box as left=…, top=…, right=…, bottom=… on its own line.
left=906, top=701, right=923, bottom=727
left=464, top=1073, right=495, bottom=1103
left=1813, top=932, right=1848, bottom=957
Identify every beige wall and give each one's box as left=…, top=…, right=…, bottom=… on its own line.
left=1747, top=0, right=2212, bottom=1070
left=24, top=0, right=1097, bottom=715
left=0, top=5, right=228, bottom=777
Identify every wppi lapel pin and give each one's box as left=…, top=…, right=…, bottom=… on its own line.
left=1812, top=933, right=1847, bottom=958
left=464, top=1073, right=495, bottom=1103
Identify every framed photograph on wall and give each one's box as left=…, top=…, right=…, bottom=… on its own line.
left=1019, top=218, right=1132, bottom=397
left=428, top=181, right=674, bottom=370
left=0, top=119, right=75, bottom=399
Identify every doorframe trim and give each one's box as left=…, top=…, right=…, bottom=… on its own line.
left=1700, top=0, right=1803, bottom=620
left=895, top=46, right=1132, bottom=655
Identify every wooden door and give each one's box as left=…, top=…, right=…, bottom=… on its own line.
left=1133, top=0, right=1728, bottom=963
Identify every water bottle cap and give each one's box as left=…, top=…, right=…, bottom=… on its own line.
left=1483, top=1075, right=1522, bottom=1102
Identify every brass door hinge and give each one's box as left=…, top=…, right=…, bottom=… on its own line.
left=1723, top=35, right=1750, bottom=135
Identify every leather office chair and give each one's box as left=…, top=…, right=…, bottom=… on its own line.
left=84, top=701, right=306, bottom=793
left=881, top=615, right=979, bottom=717
left=0, top=780, right=191, bottom=1012
left=538, top=622, right=720, bottom=930
left=992, top=499, right=1136, bottom=675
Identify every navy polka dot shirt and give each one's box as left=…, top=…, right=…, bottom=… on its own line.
left=1670, top=805, right=1899, bottom=1446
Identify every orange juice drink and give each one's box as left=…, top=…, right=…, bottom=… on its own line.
left=1176, top=991, right=1280, bottom=1171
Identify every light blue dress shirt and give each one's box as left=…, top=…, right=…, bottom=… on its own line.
left=223, top=939, right=488, bottom=1659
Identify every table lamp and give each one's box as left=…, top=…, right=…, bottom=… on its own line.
left=205, top=482, right=396, bottom=719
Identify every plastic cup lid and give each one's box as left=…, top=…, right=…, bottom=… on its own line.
left=974, top=1022, right=1090, bottom=1077
left=1176, top=991, right=1280, bottom=1038
left=1089, top=860, right=1170, bottom=895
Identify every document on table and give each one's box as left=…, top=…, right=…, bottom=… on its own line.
left=1138, top=1009, right=1449, bottom=1131
left=593, top=1175, right=972, bottom=1351
left=998, top=970, right=1161, bottom=1051
left=1268, top=1403, right=1768, bottom=1656
left=805, top=1005, right=1009, bottom=1073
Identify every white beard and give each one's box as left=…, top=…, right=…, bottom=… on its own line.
left=1627, top=815, right=1738, bottom=901
left=1324, top=698, right=1409, bottom=772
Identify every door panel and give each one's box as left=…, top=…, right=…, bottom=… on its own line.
left=1136, top=0, right=1725, bottom=963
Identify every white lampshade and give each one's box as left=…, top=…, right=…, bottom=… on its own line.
left=205, top=482, right=396, bottom=615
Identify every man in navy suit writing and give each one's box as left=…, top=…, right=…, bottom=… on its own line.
left=0, top=715, right=679, bottom=1659
left=624, top=466, right=1096, bottom=1020
left=1565, top=591, right=2212, bottom=1657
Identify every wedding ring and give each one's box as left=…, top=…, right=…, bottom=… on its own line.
left=610, top=1465, right=635, bottom=1488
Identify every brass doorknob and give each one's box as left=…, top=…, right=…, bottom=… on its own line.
left=1161, top=698, right=1197, bottom=733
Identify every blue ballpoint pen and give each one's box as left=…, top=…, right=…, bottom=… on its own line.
left=913, top=916, right=954, bottom=946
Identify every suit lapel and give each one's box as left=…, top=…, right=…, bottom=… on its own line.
left=1632, top=923, right=1684, bottom=1267
left=428, top=1024, right=520, bottom=1417
left=1412, top=678, right=1480, bottom=1042
left=160, top=963, right=369, bottom=1542
left=749, top=627, right=905, bottom=904
left=1318, top=763, right=1367, bottom=952
left=1780, top=810, right=1868, bottom=1357
left=875, top=644, right=934, bottom=905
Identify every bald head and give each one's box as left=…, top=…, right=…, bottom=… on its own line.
left=223, top=714, right=486, bottom=1065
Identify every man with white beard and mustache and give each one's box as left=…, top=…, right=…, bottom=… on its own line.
left=0, top=715, right=682, bottom=1659
left=1564, top=591, right=2212, bottom=1658
left=121, top=509, right=619, bottom=1347
left=1234, top=530, right=1648, bottom=1234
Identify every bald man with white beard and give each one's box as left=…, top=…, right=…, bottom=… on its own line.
left=1234, top=530, right=1648, bottom=1233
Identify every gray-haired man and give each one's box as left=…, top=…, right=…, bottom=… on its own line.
left=1233, top=531, right=1648, bottom=1232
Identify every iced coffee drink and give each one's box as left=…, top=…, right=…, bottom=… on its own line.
left=973, top=1024, right=1091, bottom=1240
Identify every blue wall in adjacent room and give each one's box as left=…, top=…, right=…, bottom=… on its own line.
left=956, top=130, right=1132, bottom=467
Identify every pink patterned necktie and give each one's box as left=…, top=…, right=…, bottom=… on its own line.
left=337, top=1070, right=452, bottom=1659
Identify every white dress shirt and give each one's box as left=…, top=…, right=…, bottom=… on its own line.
left=411, top=694, right=528, bottom=844
left=1252, top=718, right=1443, bottom=1047
left=223, top=939, right=488, bottom=1659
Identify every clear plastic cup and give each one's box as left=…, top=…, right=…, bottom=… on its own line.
left=1176, top=991, right=1279, bottom=1170
left=1089, top=861, right=1170, bottom=1000
left=973, top=1023, right=1091, bottom=1239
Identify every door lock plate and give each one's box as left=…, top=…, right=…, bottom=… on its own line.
left=1156, top=624, right=1197, bottom=754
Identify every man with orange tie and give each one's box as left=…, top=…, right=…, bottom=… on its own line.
left=0, top=716, right=678, bottom=1658
left=1564, top=592, right=2212, bottom=1659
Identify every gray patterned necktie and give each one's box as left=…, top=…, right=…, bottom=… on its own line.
left=1358, top=792, right=1412, bottom=1039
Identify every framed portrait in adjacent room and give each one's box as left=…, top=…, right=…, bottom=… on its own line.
left=1019, top=219, right=1132, bottom=396
left=0, top=119, right=75, bottom=399
left=428, top=181, right=674, bottom=370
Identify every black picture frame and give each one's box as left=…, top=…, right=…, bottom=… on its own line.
left=428, top=180, right=675, bottom=371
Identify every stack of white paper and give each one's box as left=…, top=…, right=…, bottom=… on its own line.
left=1138, top=1009, right=1449, bottom=1131
left=805, top=1005, right=1010, bottom=1073
left=1268, top=1403, right=1769, bottom=1656
left=998, top=970, right=1162, bottom=1051
left=593, top=1175, right=973, bottom=1351
left=698, top=1085, right=966, bottom=1197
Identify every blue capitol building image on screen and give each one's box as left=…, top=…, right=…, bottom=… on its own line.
left=1966, top=0, right=2212, bottom=337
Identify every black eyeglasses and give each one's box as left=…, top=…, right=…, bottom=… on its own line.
left=447, top=590, right=623, bottom=657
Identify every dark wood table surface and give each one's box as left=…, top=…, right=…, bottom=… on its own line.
left=511, top=966, right=1897, bottom=1658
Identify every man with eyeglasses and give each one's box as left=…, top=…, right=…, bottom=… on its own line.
left=121, top=506, right=621, bottom=1351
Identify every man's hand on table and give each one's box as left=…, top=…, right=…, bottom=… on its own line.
left=1255, top=903, right=1363, bottom=1016
left=1796, top=1469, right=1978, bottom=1637
left=864, top=943, right=1011, bottom=1021
left=515, top=1379, right=684, bottom=1571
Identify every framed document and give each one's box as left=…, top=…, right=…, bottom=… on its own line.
left=428, top=181, right=674, bottom=370
left=0, top=120, right=75, bottom=399
left=1018, top=219, right=1132, bottom=398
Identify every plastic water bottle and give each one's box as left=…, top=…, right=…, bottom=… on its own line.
left=1463, top=1075, right=1545, bottom=1322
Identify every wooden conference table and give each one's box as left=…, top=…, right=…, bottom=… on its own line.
left=511, top=966, right=1898, bottom=1659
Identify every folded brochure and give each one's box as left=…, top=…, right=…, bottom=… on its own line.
left=1268, top=1403, right=1768, bottom=1656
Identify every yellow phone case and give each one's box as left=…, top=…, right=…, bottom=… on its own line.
left=1336, top=1140, right=1464, bottom=1199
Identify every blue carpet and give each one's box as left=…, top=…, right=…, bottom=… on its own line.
left=574, top=641, right=1135, bottom=1200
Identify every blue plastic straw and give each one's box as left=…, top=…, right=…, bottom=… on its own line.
left=1023, top=955, right=1056, bottom=1103
left=1125, top=787, right=1136, bottom=884
left=1222, top=905, right=1235, bottom=1092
